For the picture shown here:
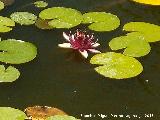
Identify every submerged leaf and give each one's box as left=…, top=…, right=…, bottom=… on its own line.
left=0, top=39, right=37, bottom=64
left=0, top=1, right=4, bottom=11
left=109, top=32, right=151, bottom=57
left=0, top=16, right=15, bottom=32
left=82, top=12, right=120, bottom=31
left=34, top=1, right=48, bottom=8
left=39, top=7, right=83, bottom=28
left=132, top=0, right=160, bottom=5
left=10, top=12, right=37, bottom=25
left=90, top=52, right=143, bottom=79
left=46, top=115, right=79, bottom=120
left=0, top=107, right=27, bottom=120
left=123, top=22, right=160, bottom=42
left=0, top=65, right=20, bottom=82
left=0, top=0, right=15, bottom=6
left=35, top=18, right=52, bottom=29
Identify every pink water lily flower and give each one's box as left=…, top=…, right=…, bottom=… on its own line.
left=58, top=30, right=101, bottom=58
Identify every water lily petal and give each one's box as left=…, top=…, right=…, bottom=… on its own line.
left=79, top=50, right=88, bottom=58
left=63, top=32, right=70, bottom=41
left=92, top=43, right=100, bottom=47
left=88, top=49, right=101, bottom=53
left=58, top=43, right=72, bottom=48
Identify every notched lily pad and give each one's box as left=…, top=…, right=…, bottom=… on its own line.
left=0, top=16, right=15, bottom=32
left=109, top=32, right=151, bottom=57
left=0, top=39, right=37, bottom=64
left=0, top=1, right=4, bottom=11
left=0, top=107, right=27, bottom=120
left=34, top=1, right=48, bottom=8
left=39, top=7, right=83, bottom=28
left=90, top=52, right=143, bottom=79
left=123, top=22, right=160, bottom=42
left=25, top=106, right=67, bottom=120
left=82, top=12, right=120, bottom=31
left=10, top=12, right=37, bottom=25
left=0, top=65, right=20, bottom=82
left=46, top=115, right=79, bottom=120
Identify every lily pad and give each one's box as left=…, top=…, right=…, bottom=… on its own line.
left=82, top=12, right=120, bottom=31
left=123, top=22, right=160, bottom=42
left=35, top=18, right=53, bottom=29
left=0, top=0, right=15, bottom=6
left=0, top=65, right=20, bottom=82
left=39, top=7, right=83, bottom=28
left=34, top=1, right=48, bottom=8
left=46, top=115, right=79, bottom=120
left=0, top=107, right=27, bottom=120
left=10, top=12, right=37, bottom=25
left=0, top=1, right=4, bottom=11
left=0, top=16, right=15, bottom=32
left=109, top=32, right=151, bottom=57
left=90, top=52, right=143, bottom=79
left=132, top=0, right=160, bottom=5
left=0, top=39, right=37, bottom=64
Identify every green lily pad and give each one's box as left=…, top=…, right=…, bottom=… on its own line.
left=34, top=1, right=48, bottom=8
left=0, top=16, right=15, bottom=32
left=46, top=115, right=79, bottom=120
left=109, top=32, right=151, bottom=57
left=10, top=12, right=37, bottom=25
left=35, top=18, right=53, bottom=29
left=0, top=107, right=27, bottom=120
left=82, top=12, right=120, bottom=31
left=39, top=7, right=83, bottom=28
left=123, top=22, right=160, bottom=42
left=0, top=1, right=4, bottom=11
left=90, top=52, right=143, bottom=79
left=0, top=39, right=37, bottom=64
left=0, top=65, right=20, bottom=82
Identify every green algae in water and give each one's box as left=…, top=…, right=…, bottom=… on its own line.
left=82, top=12, right=120, bottom=31
left=0, top=16, right=15, bottom=32
left=0, top=39, right=37, bottom=64
left=109, top=32, right=151, bottom=57
left=0, top=107, right=27, bottom=120
left=90, top=52, right=143, bottom=79
left=0, top=65, right=20, bottom=82
left=39, top=7, right=83, bottom=28
left=47, top=115, right=79, bottom=120
left=34, top=1, right=48, bottom=8
left=10, top=12, right=37, bottom=25
left=123, top=22, right=160, bottom=42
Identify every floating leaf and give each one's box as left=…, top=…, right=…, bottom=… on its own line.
left=25, top=106, right=67, bottom=120
left=35, top=18, right=53, bottom=29
left=123, top=22, right=160, bottom=42
left=0, top=1, right=4, bottom=11
left=82, top=12, right=120, bottom=31
left=10, top=12, right=37, bottom=25
left=34, top=1, right=48, bottom=8
left=0, top=0, right=15, bottom=6
left=132, top=0, right=160, bottom=5
left=0, top=16, right=15, bottom=32
left=0, top=65, right=20, bottom=82
left=0, top=39, right=37, bottom=64
left=0, top=107, right=27, bottom=120
left=90, top=52, right=143, bottom=79
left=109, top=32, right=151, bottom=57
left=46, top=115, right=79, bottom=120
left=39, top=7, right=83, bottom=28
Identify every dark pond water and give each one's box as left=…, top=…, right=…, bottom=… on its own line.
left=0, top=0, right=160, bottom=119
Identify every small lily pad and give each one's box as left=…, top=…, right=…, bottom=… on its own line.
left=46, top=115, right=79, bottom=120
left=34, top=1, right=48, bottom=8
left=10, top=12, right=37, bottom=25
left=109, top=32, right=151, bottom=57
left=39, top=7, right=83, bottom=28
left=0, top=39, right=37, bottom=64
left=0, top=107, right=27, bottom=120
left=0, top=65, right=20, bottom=82
left=82, top=12, right=120, bottom=31
left=132, top=0, right=160, bottom=5
left=0, top=1, right=4, bottom=11
left=0, top=16, right=15, bottom=32
left=35, top=18, right=53, bottom=29
left=123, top=22, right=160, bottom=42
left=90, top=52, right=143, bottom=79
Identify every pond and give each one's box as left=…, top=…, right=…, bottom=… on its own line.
left=0, top=0, right=160, bottom=119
